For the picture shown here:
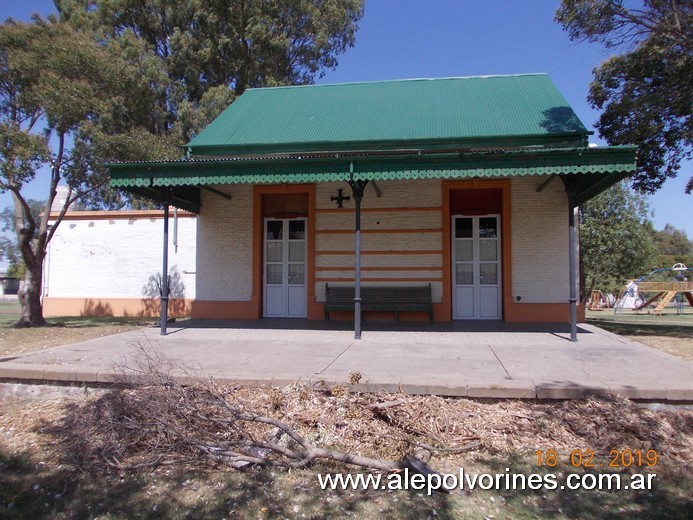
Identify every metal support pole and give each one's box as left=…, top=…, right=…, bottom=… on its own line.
left=160, top=203, right=170, bottom=336
left=568, top=200, right=578, bottom=342
left=347, top=177, right=368, bottom=340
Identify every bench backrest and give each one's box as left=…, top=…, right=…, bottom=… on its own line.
left=326, top=284, right=431, bottom=304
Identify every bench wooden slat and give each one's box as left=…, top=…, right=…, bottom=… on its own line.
left=324, top=283, right=433, bottom=321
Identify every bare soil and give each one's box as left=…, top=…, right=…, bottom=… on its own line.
left=1, top=384, right=691, bottom=519
left=0, top=323, right=143, bottom=358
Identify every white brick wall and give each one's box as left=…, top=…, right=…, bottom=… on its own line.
left=44, top=178, right=571, bottom=311
left=196, top=185, right=253, bottom=301
left=511, top=177, right=570, bottom=303
left=315, top=180, right=444, bottom=302
left=46, top=212, right=197, bottom=299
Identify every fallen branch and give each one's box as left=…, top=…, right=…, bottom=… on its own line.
left=92, top=343, right=451, bottom=482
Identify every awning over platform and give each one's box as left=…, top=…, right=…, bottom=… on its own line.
left=108, top=145, right=637, bottom=213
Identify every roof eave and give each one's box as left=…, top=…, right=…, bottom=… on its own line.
left=186, top=132, right=591, bottom=157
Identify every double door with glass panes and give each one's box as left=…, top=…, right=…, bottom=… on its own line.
left=452, top=215, right=501, bottom=319
left=264, top=218, right=307, bottom=317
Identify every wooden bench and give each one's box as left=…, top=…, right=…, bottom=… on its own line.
left=324, top=283, right=433, bottom=321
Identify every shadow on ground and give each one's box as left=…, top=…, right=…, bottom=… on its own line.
left=591, top=320, right=693, bottom=339
left=172, top=317, right=594, bottom=335
left=2, top=391, right=692, bottom=519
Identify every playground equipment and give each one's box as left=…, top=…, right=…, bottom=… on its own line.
left=614, top=263, right=693, bottom=315
left=588, top=290, right=615, bottom=310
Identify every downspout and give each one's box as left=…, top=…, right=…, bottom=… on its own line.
left=173, top=207, right=179, bottom=253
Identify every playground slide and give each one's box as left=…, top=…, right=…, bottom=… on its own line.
left=685, top=292, right=693, bottom=307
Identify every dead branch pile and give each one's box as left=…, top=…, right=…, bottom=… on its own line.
left=63, top=347, right=692, bottom=477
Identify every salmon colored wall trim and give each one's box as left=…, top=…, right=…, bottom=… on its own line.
left=316, top=277, right=444, bottom=282
left=43, top=297, right=192, bottom=318
left=505, top=303, right=586, bottom=323
left=315, top=266, right=441, bottom=272
left=253, top=184, right=318, bottom=320
left=317, top=250, right=443, bottom=256
left=326, top=304, right=585, bottom=323
left=190, top=300, right=259, bottom=320
left=49, top=210, right=196, bottom=220
left=441, top=179, right=512, bottom=322
left=316, top=228, right=441, bottom=235
left=315, top=207, right=440, bottom=214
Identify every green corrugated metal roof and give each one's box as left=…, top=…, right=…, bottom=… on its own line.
left=107, top=74, right=638, bottom=213
left=187, top=74, right=590, bottom=155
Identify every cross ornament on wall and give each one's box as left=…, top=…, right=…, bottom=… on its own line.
left=331, top=188, right=351, bottom=208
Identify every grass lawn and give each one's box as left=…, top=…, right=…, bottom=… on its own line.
left=0, top=301, right=691, bottom=519
left=586, top=308, right=693, bottom=361
left=0, top=300, right=149, bottom=359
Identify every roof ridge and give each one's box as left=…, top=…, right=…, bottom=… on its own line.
left=245, top=73, right=550, bottom=92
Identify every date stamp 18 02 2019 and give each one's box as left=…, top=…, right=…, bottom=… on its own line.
left=536, top=449, right=659, bottom=469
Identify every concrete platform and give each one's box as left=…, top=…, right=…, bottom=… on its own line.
left=1, top=320, right=691, bottom=401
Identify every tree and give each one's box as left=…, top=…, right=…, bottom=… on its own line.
left=579, top=182, right=657, bottom=300
left=651, top=222, right=693, bottom=268
left=0, top=19, right=174, bottom=326
left=556, top=0, right=692, bottom=193
left=0, top=200, right=43, bottom=279
left=57, top=0, right=365, bottom=142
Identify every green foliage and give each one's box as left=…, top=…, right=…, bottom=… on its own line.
left=653, top=223, right=693, bottom=256
left=650, top=223, right=693, bottom=269
left=556, top=0, right=692, bottom=193
left=579, top=182, right=657, bottom=298
left=57, top=0, right=364, bottom=142
left=0, top=19, right=177, bottom=202
left=0, top=18, right=175, bottom=324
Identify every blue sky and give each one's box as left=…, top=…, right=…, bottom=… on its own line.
left=1, top=0, right=691, bottom=241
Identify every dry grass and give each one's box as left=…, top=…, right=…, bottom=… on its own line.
left=0, top=300, right=147, bottom=358
left=2, top=382, right=692, bottom=519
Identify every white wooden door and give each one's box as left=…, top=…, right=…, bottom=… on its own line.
left=264, top=218, right=307, bottom=318
left=452, top=215, right=501, bottom=319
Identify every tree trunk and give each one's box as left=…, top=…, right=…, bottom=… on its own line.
left=15, top=257, right=47, bottom=328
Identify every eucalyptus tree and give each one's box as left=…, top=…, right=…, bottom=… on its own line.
left=556, top=0, right=692, bottom=193
left=57, top=0, right=365, bottom=142
left=0, top=18, right=175, bottom=326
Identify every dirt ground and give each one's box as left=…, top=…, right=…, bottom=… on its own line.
left=1, top=303, right=691, bottom=518
left=626, top=335, right=693, bottom=361
left=0, top=300, right=147, bottom=358
left=0, top=323, right=144, bottom=358
left=1, top=382, right=692, bottom=519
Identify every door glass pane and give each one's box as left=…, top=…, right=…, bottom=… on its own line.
left=266, top=242, right=282, bottom=262
left=266, top=220, right=282, bottom=240
left=288, top=264, right=304, bottom=284
left=455, top=218, right=473, bottom=238
left=479, top=240, right=497, bottom=261
left=455, top=264, right=473, bottom=285
left=480, top=263, right=498, bottom=285
left=289, top=220, right=305, bottom=239
left=266, top=264, right=282, bottom=284
left=479, top=218, right=497, bottom=238
left=289, top=242, right=305, bottom=262
left=455, top=240, right=473, bottom=261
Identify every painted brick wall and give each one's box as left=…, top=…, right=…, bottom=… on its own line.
left=46, top=212, right=197, bottom=299
left=195, top=185, right=253, bottom=301
left=510, top=176, right=570, bottom=303
left=315, top=180, right=444, bottom=303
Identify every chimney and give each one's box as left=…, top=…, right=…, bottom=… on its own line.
left=50, top=186, right=71, bottom=213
